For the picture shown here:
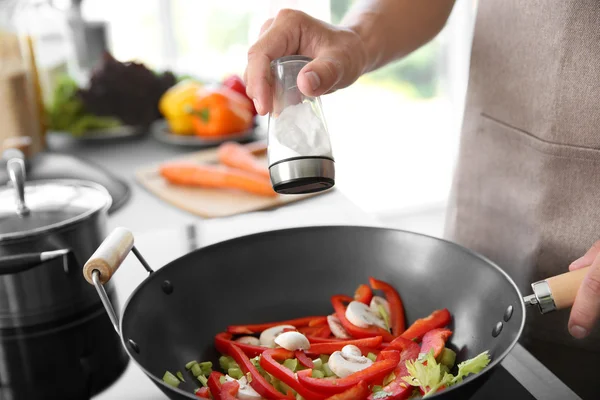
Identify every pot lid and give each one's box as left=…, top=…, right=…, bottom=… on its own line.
left=0, top=179, right=112, bottom=241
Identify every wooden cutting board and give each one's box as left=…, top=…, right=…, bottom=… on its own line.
left=135, top=142, right=326, bottom=218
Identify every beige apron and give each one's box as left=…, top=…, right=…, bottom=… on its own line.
left=445, top=0, right=600, bottom=397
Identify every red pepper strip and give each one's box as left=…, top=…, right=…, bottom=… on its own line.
left=326, top=380, right=370, bottom=400
left=420, top=328, right=452, bottom=359
left=195, top=387, right=211, bottom=398
left=307, top=336, right=345, bottom=343
left=227, top=316, right=327, bottom=335
left=297, top=350, right=401, bottom=396
left=221, top=381, right=240, bottom=400
left=260, top=348, right=327, bottom=400
left=308, top=317, right=328, bottom=327
left=298, top=324, right=331, bottom=338
left=367, top=340, right=420, bottom=400
left=331, top=295, right=395, bottom=342
left=295, top=350, right=315, bottom=369
left=306, top=336, right=383, bottom=356
left=214, top=332, right=266, bottom=358
left=207, top=372, right=224, bottom=400
left=399, top=309, right=452, bottom=342
left=354, top=284, right=373, bottom=305
left=369, top=277, right=406, bottom=336
left=226, top=343, right=293, bottom=399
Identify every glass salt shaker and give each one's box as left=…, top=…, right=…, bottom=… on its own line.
left=268, top=55, right=335, bottom=194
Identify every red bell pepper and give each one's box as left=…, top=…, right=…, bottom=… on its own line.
left=221, top=381, right=240, bottom=400
left=309, top=317, right=328, bottom=327
left=295, top=350, right=315, bottom=369
left=222, top=74, right=257, bottom=115
left=306, top=336, right=383, bottom=356
left=307, top=336, right=345, bottom=343
left=227, top=316, right=327, bottom=335
left=331, top=295, right=395, bottom=342
left=226, top=344, right=293, bottom=399
left=367, top=339, right=420, bottom=400
left=420, top=328, right=452, bottom=359
left=298, top=324, right=331, bottom=338
left=214, top=332, right=266, bottom=358
left=354, top=284, right=373, bottom=305
left=207, top=371, right=224, bottom=400
left=369, top=277, right=406, bottom=336
left=326, top=380, right=370, bottom=400
left=194, top=386, right=211, bottom=398
left=260, top=348, right=327, bottom=400
left=400, top=309, right=451, bottom=342
left=297, top=350, right=401, bottom=396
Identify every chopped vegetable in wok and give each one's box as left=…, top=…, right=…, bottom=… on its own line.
left=161, top=278, right=492, bottom=399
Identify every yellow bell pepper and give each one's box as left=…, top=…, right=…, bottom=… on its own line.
left=158, top=79, right=204, bottom=135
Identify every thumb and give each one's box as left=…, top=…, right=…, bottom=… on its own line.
left=297, top=55, right=345, bottom=97
left=570, top=240, right=600, bottom=271
left=568, top=251, right=600, bottom=339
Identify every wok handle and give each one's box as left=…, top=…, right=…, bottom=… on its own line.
left=527, top=266, right=589, bottom=314
left=0, top=249, right=70, bottom=275
left=83, top=227, right=134, bottom=285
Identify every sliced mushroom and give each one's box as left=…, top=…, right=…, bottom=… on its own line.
left=259, top=325, right=295, bottom=348
left=235, top=336, right=261, bottom=346
left=345, top=301, right=387, bottom=330
left=327, top=314, right=351, bottom=339
left=274, top=331, right=310, bottom=351
left=328, top=345, right=373, bottom=378
left=370, top=296, right=391, bottom=315
left=225, top=375, right=263, bottom=400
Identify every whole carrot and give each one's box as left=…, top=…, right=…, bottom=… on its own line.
left=217, top=141, right=270, bottom=179
left=159, top=162, right=277, bottom=197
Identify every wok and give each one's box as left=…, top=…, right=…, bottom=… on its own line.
left=82, top=226, right=587, bottom=399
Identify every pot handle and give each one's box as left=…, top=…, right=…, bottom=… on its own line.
left=0, top=249, right=70, bottom=275
left=524, top=266, right=589, bottom=314
left=83, top=227, right=154, bottom=333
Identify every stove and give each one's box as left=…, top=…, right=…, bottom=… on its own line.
left=91, top=224, right=582, bottom=400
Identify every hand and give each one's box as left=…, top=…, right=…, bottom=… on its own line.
left=568, top=240, right=600, bottom=338
left=244, top=9, right=368, bottom=116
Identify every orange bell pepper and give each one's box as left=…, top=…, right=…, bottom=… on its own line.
left=191, top=87, right=253, bottom=137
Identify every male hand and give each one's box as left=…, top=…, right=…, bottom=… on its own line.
left=568, top=240, right=600, bottom=338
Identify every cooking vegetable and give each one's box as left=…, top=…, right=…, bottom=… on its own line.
left=274, top=331, right=310, bottom=351
left=306, top=336, right=383, bottom=356
left=354, top=284, right=374, bottom=305
left=236, top=336, right=261, bottom=346
left=328, top=345, right=374, bottom=378
left=346, top=301, right=388, bottom=330
left=224, top=375, right=263, bottom=400
left=208, top=371, right=225, bottom=400
left=159, top=79, right=204, bottom=135
left=215, top=332, right=266, bottom=358
left=220, top=380, right=240, bottom=400
left=325, top=380, right=370, bottom=400
left=369, top=277, right=406, bottom=336
left=400, top=309, right=451, bottom=342
left=190, top=87, right=253, bottom=137
left=297, top=350, right=401, bottom=395
left=295, top=350, right=315, bottom=369
left=260, top=325, right=296, bottom=348
left=176, top=371, right=185, bottom=382
left=419, top=329, right=452, bottom=360
left=331, top=295, right=395, bottom=342
left=163, top=371, right=181, bottom=388
left=217, top=141, right=270, bottom=179
left=228, top=316, right=327, bottom=335
left=439, top=348, right=456, bottom=368
left=194, top=386, right=211, bottom=398
left=159, top=162, right=277, bottom=198
left=298, top=324, right=332, bottom=339
left=327, top=314, right=351, bottom=339
left=223, top=74, right=257, bottom=115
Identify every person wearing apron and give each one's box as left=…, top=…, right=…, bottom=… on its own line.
left=246, top=1, right=600, bottom=398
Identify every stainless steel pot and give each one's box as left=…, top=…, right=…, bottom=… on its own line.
left=0, top=149, right=114, bottom=328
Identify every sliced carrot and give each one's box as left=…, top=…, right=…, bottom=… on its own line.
left=159, top=162, right=277, bottom=197
left=217, top=141, right=270, bottom=179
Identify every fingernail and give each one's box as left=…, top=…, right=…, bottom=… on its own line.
left=570, top=256, right=588, bottom=269
left=305, top=71, right=321, bottom=91
left=569, top=325, right=588, bottom=339
left=253, top=98, right=262, bottom=114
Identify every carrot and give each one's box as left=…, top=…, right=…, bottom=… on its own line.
left=159, top=162, right=277, bottom=197
left=217, top=142, right=270, bottom=179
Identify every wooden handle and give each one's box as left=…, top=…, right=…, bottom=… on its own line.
left=546, top=266, right=590, bottom=310
left=83, top=227, right=134, bottom=284
left=2, top=136, right=32, bottom=159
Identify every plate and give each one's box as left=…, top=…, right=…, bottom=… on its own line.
left=150, top=119, right=261, bottom=148
left=49, top=125, right=146, bottom=142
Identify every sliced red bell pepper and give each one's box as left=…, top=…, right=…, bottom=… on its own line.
left=307, top=336, right=345, bottom=343
left=367, top=339, right=419, bottom=400
left=308, top=317, right=328, bottom=327
left=195, top=386, right=211, bottom=398
left=331, top=295, right=395, bottom=342
left=220, top=381, right=240, bottom=400
left=297, top=350, right=401, bottom=396
left=214, top=332, right=266, bottom=358
left=420, top=328, right=452, bottom=359
left=298, top=324, right=331, bottom=338
left=400, top=309, right=451, bottom=342
left=326, top=380, right=370, bottom=400
left=354, top=284, right=373, bottom=305
left=207, top=371, right=224, bottom=400
left=260, top=348, right=327, bottom=400
left=226, top=343, right=293, bottom=399
left=369, top=277, right=406, bottom=336
left=306, top=336, right=383, bottom=356
left=227, top=316, right=327, bottom=335
left=295, top=350, right=315, bottom=369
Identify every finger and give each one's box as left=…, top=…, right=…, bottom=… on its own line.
left=569, top=240, right=600, bottom=271
left=568, top=251, right=600, bottom=338
left=297, top=55, right=345, bottom=97
left=259, top=18, right=274, bottom=36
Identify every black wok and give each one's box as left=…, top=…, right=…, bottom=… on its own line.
left=83, top=226, right=585, bottom=399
